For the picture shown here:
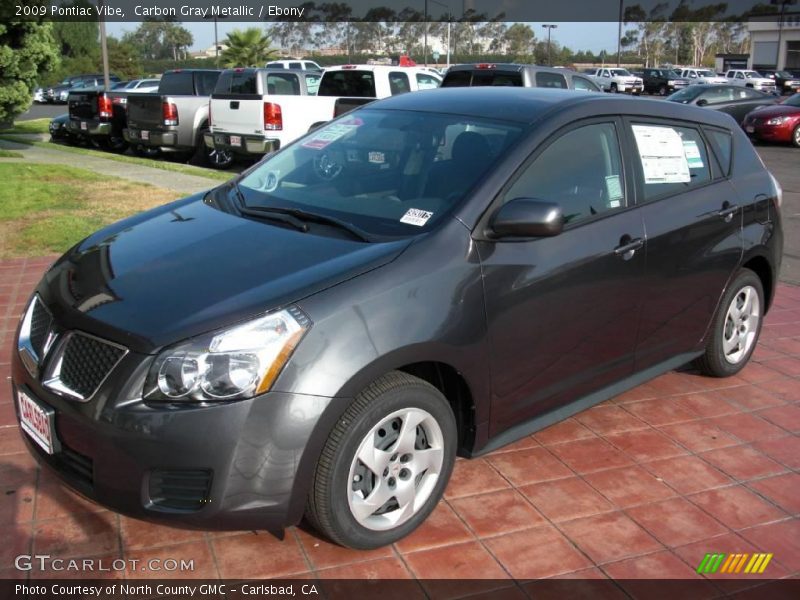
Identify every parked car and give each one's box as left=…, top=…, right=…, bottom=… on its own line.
left=742, top=92, right=800, bottom=147
left=641, top=68, right=690, bottom=95
left=205, top=65, right=439, bottom=161
left=266, top=59, right=323, bottom=72
left=65, top=88, right=129, bottom=152
left=48, top=113, right=71, bottom=141
left=757, top=69, right=800, bottom=95
left=667, top=84, right=778, bottom=123
left=724, top=70, right=777, bottom=94
left=13, top=88, right=783, bottom=549
left=441, top=63, right=601, bottom=92
left=679, top=68, right=727, bottom=85
left=584, top=67, right=643, bottom=94
left=47, top=74, right=120, bottom=103
left=119, top=78, right=161, bottom=94
left=33, top=88, right=45, bottom=103
left=124, top=69, right=226, bottom=166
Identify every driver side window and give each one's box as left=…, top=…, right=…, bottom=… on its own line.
left=503, top=122, right=625, bottom=226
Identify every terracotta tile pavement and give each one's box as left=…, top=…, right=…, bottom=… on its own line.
left=0, top=258, right=798, bottom=589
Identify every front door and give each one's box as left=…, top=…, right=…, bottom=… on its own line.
left=478, top=120, right=647, bottom=436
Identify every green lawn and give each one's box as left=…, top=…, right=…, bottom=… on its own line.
left=0, top=118, right=50, bottom=134
left=0, top=134, right=233, bottom=182
left=0, top=149, right=23, bottom=158
left=0, top=163, right=179, bottom=258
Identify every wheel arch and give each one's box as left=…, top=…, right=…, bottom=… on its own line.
left=741, top=252, right=775, bottom=313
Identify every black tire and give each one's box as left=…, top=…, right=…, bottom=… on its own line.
left=659, top=85, right=668, bottom=96
left=192, top=128, right=235, bottom=169
left=306, top=371, right=457, bottom=549
left=792, top=124, right=800, bottom=148
left=695, top=269, right=764, bottom=378
left=133, top=144, right=161, bottom=159
left=610, top=83, right=618, bottom=93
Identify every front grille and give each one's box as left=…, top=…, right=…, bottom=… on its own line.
left=149, top=469, right=213, bottom=512
left=58, top=334, right=126, bottom=398
left=29, top=299, right=53, bottom=358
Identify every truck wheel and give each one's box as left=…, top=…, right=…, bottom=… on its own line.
left=659, top=85, right=668, bottom=96
left=193, top=129, right=235, bottom=169
left=134, top=144, right=161, bottom=159
left=610, top=83, right=618, bottom=93
left=306, top=371, right=456, bottom=549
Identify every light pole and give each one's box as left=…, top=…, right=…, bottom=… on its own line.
left=424, top=0, right=428, bottom=66
left=426, top=0, right=450, bottom=67
left=617, top=0, right=624, bottom=66
left=204, top=14, right=227, bottom=67
left=542, top=24, right=557, bottom=66
left=98, top=0, right=110, bottom=90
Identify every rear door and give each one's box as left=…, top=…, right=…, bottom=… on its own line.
left=625, top=119, right=743, bottom=370
left=480, top=118, right=647, bottom=434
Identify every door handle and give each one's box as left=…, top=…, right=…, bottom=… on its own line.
left=717, top=202, right=739, bottom=223
left=614, top=237, right=644, bottom=259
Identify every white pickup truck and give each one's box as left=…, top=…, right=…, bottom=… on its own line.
left=584, top=67, right=643, bottom=94
left=205, top=65, right=441, bottom=160
left=679, top=68, right=727, bottom=85
left=724, top=70, right=777, bottom=94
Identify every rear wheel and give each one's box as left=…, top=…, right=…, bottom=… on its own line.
left=192, top=128, right=234, bottom=169
left=659, top=84, right=668, bottom=96
left=695, top=269, right=764, bottom=377
left=306, top=371, right=456, bottom=549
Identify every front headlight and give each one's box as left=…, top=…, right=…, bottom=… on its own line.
left=144, top=307, right=310, bottom=402
left=766, top=116, right=789, bottom=125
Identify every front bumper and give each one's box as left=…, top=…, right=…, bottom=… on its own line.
left=66, top=119, right=111, bottom=137
left=204, top=132, right=280, bottom=156
left=124, top=127, right=178, bottom=149
left=11, top=346, right=344, bottom=531
left=744, top=122, right=794, bottom=143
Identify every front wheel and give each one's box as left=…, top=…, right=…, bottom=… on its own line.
left=306, top=371, right=456, bottom=549
left=610, top=83, right=618, bottom=93
left=792, top=124, right=800, bottom=148
left=695, top=269, right=764, bottom=377
left=659, top=84, right=668, bottom=96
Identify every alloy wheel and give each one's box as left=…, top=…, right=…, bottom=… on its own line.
left=347, top=407, right=444, bottom=531
left=722, top=285, right=760, bottom=364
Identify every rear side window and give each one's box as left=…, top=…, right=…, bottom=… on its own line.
left=158, top=72, right=195, bottom=95
left=705, top=129, right=733, bottom=177
left=535, top=72, right=567, bottom=89
left=195, top=72, right=220, bottom=96
left=504, top=122, right=625, bottom=225
left=266, top=62, right=285, bottom=69
left=631, top=123, right=712, bottom=201
left=389, top=71, right=411, bottom=95
left=266, top=73, right=301, bottom=95
left=318, top=71, right=376, bottom=97
left=289, top=62, right=302, bottom=69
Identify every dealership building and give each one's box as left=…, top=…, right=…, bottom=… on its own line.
left=748, top=12, right=800, bottom=70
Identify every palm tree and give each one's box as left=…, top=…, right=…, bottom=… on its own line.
left=220, top=28, right=277, bottom=68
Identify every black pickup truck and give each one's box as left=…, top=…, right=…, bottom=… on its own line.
left=66, top=88, right=129, bottom=152
left=124, top=69, right=225, bottom=166
left=641, top=68, right=691, bottom=95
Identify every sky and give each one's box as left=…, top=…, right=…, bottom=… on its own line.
left=106, top=21, right=623, bottom=55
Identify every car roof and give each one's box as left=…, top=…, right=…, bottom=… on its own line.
left=447, top=63, right=573, bottom=75
left=366, top=87, right=739, bottom=129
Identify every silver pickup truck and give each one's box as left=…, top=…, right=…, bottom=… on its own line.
left=123, top=69, right=225, bottom=167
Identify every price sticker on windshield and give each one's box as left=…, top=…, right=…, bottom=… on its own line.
left=400, top=208, right=433, bottom=227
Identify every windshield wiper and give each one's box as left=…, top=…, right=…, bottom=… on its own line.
left=260, top=206, right=374, bottom=243
left=230, top=182, right=309, bottom=232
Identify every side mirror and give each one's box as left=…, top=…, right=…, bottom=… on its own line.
left=488, top=198, right=564, bottom=239
left=696, top=98, right=709, bottom=107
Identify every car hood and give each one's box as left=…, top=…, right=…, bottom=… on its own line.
left=746, top=104, right=800, bottom=119
left=42, top=195, right=412, bottom=353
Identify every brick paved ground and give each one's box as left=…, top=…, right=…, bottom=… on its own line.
left=1, top=257, right=798, bottom=592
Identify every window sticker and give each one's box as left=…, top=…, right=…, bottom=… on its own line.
left=400, top=208, right=433, bottom=226
left=368, top=151, right=385, bottom=164
left=682, top=140, right=704, bottom=169
left=301, top=117, right=364, bottom=150
left=605, top=175, right=623, bottom=208
left=632, top=125, right=690, bottom=184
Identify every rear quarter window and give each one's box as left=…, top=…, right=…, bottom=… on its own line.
left=704, top=129, right=733, bottom=177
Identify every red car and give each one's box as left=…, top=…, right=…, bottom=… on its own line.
left=742, top=93, right=800, bottom=147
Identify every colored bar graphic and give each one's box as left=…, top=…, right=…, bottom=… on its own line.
left=698, top=553, right=774, bottom=574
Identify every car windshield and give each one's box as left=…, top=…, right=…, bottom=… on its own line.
left=698, top=70, right=716, bottom=77
left=668, top=70, right=683, bottom=78
left=237, top=109, right=524, bottom=237
left=611, top=69, right=631, bottom=76
left=775, top=71, right=792, bottom=78
left=784, top=93, right=800, bottom=107
left=743, top=71, right=760, bottom=78
left=667, top=86, right=704, bottom=103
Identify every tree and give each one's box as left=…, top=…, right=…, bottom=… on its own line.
left=122, top=20, right=193, bottom=61
left=0, top=18, right=60, bottom=127
left=106, top=36, right=142, bottom=80
left=504, top=23, right=535, bottom=57
left=220, top=28, right=277, bottom=68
